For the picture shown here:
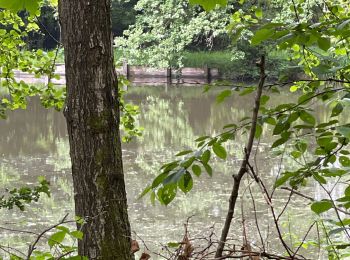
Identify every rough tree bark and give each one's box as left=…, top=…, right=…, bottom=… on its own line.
left=58, top=1, right=132, bottom=259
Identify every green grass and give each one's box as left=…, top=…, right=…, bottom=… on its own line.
left=182, top=50, right=303, bottom=80
left=182, top=51, right=234, bottom=68
left=112, top=48, right=303, bottom=80
left=181, top=51, right=242, bottom=78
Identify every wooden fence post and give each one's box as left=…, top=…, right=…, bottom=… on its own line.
left=123, top=60, right=129, bottom=79
left=166, top=67, right=171, bottom=84
left=204, top=65, right=210, bottom=83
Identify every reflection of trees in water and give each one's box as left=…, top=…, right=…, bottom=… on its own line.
left=0, top=98, right=66, bottom=156
left=45, top=139, right=71, bottom=172
left=140, top=96, right=196, bottom=148
left=0, top=86, right=345, bottom=257
left=0, top=164, right=20, bottom=187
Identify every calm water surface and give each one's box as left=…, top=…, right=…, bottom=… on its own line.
left=0, top=85, right=339, bottom=258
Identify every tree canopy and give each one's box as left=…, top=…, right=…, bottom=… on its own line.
left=1, top=0, right=350, bottom=259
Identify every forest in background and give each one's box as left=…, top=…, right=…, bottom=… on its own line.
left=0, top=0, right=350, bottom=259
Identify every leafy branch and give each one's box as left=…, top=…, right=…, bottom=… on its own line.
left=0, top=176, right=50, bottom=211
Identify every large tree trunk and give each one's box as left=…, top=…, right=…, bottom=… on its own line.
left=58, top=1, right=132, bottom=259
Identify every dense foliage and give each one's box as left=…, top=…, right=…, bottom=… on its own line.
left=1, top=0, right=350, bottom=258
left=142, top=0, right=350, bottom=258
left=0, top=0, right=64, bottom=118
left=115, top=0, right=231, bottom=67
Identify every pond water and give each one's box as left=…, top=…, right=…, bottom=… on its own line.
left=0, top=85, right=340, bottom=259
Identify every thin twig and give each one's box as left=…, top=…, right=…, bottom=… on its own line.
left=293, top=221, right=316, bottom=258
left=215, top=56, right=266, bottom=258
left=26, top=214, right=72, bottom=260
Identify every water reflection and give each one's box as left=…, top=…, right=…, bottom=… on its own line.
left=0, top=85, right=338, bottom=258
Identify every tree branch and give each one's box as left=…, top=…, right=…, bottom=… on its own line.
left=215, top=56, right=266, bottom=258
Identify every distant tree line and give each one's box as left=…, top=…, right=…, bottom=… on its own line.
left=24, top=0, right=139, bottom=50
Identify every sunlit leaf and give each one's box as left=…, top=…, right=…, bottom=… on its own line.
left=192, top=164, right=202, bottom=177
left=299, top=110, right=315, bottom=125
left=311, top=200, right=332, bottom=214
left=337, top=126, right=350, bottom=139
left=255, top=8, right=262, bottom=18
left=339, top=156, right=350, bottom=167
left=317, top=37, right=331, bottom=51
left=201, top=150, right=211, bottom=164
left=70, top=230, right=83, bottom=240
left=189, top=0, right=227, bottom=11
left=212, top=143, right=227, bottom=159
left=203, top=163, right=213, bottom=177
left=157, top=184, right=177, bottom=205
left=251, top=28, right=274, bottom=45
left=0, top=0, right=40, bottom=14
left=178, top=172, right=193, bottom=193
left=216, top=89, right=232, bottom=103
left=274, top=172, right=295, bottom=188
left=331, top=103, right=343, bottom=117
left=48, top=231, right=66, bottom=248
left=175, top=150, right=193, bottom=156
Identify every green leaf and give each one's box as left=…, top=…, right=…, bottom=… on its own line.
left=273, top=119, right=290, bottom=135
left=192, top=164, right=202, bottom=177
left=339, top=156, right=350, bottom=167
left=163, top=169, right=185, bottom=185
left=138, top=185, right=152, bottom=199
left=178, top=172, right=193, bottom=193
left=65, top=256, right=88, bottom=260
left=290, top=85, right=298, bottom=92
left=157, top=184, right=177, bottom=205
left=337, top=126, right=350, bottom=139
left=311, top=200, right=332, bottom=214
left=251, top=28, right=274, bottom=45
left=70, top=230, right=83, bottom=240
left=317, top=37, right=331, bottom=51
left=274, top=172, right=295, bottom=188
left=239, top=87, right=256, bottom=96
left=331, top=103, right=343, bottom=117
left=329, top=227, right=350, bottom=236
left=260, top=95, right=270, bottom=105
left=55, top=226, right=70, bottom=233
left=264, top=117, right=276, bottom=125
left=75, top=216, right=84, bottom=225
left=212, top=143, right=227, bottom=160
left=167, top=242, right=181, bottom=248
left=295, top=140, right=307, bottom=153
left=48, top=231, right=66, bottom=248
left=291, top=151, right=302, bottom=158
left=223, top=123, right=237, bottom=129
left=201, top=150, right=211, bottom=164
left=195, top=136, right=210, bottom=142
left=175, top=150, right=193, bottom=156
left=335, top=218, right=350, bottom=226
left=255, top=8, right=262, bottom=18
left=312, top=173, right=326, bottom=184
left=152, top=172, right=168, bottom=188
left=181, top=156, right=195, bottom=169
left=216, top=89, right=232, bottom=103
left=203, top=163, right=213, bottom=177
left=162, top=161, right=179, bottom=173
left=337, top=196, right=350, bottom=203
left=298, top=93, right=314, bottom=104
left=299, top=110, right=316, bottom=125
left=189, top=0, right=227, bottom=11
left=271, top=136, right=289, bottom=148
left=317, top=136, right=333, bottom=148
left=346, top=186, right=350, bottom=197
left=255, top=123, right=262, bottom=138
left=0, top=0, right=40, bottom=14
